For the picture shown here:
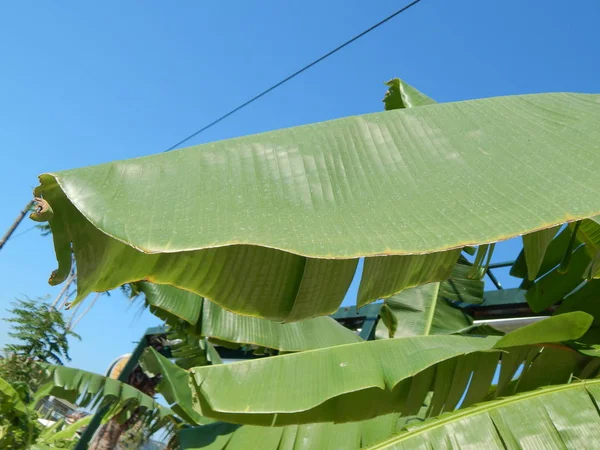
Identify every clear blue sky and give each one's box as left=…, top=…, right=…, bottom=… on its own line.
left=1, top=1, right=599, bottom=375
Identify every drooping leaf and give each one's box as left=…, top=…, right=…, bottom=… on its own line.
left=186, top=312, right=592, bottom=425
left=364, top=380, right=600, bottom=449
left=165, top=329, right=220, bottom=370
left=558, top=221, right=582, bottom=274
left=375, top=283, right=473, bottom=339
left=358, top=251, right=461, bottom=307
left=189, top=335, right=500, bottom=425
left=526, top=245, right=591, bottom=312
left=511, top=226, right=579, bottom=281
left=178, top=413, right=426, bottom=450
left=40, top=364, right=176, bottom=428
left=36, top=93, right=600, bottom=321
left=438, top=261, right=484, bottom=305
left=577, top=216, right=600, bottom=278
left=138, top=282, right=362, bottom=351
left=494, top=311, right=593, bottom=348
left=140, top=347, right=212, bottom=425
left=555, top=279, right=600, bottom=325
left=38, top=415, right=92, bottom=443
left=578, top=216, right=600, bottom=252
left=468, top=244, right=495, bottom=280
left=522, top=226, right=560, bottom=280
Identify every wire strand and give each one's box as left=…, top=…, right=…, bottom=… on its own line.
left=164, top=0, right=424, bottom=152
left=9, top=225, right=36, bottom=240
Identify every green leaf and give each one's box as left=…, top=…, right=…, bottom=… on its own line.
left=166, top=330, right=219, bottom=370
left=364, top=380, right=600, bottom=449
left=38, top=415, right=92, bottom=442
left=526, top=245, right=592, bottom=312
left=40, top=364, right=175, bottom=427
left=36, top=92, right=600, bottom=321
left=358, top=251, right=461, bottom=307
left=0, top=376, right=27, bottom=415
left=187, top=313, right=592, bottom=425
left=138, top=282, right=362, bottom=351
left=578, top=216, right=600, bottom=278
left=140, top=347, right=212, bottom=425
left=375, top=283, right=473, bottom=339
left=511, top=226, right=579, bottom=281
left=493, top=311, right=593, bottom=348
left=522, top=226, right=560, bottom=280
left=383, top=78, right=436, bottom=110
left=189, top=335, right=500, bottom=425
left=178, top=413, right=423, bottom=450
left=438, top=261, right=484, bottom=305
left=556, top=280, right=600, bottom=325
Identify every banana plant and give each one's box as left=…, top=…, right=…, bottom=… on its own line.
left=31, top=84, right=600, bottom=322
left=31, top=77, right=600, bottom=449
left=163, top=312, right=598, bottom=448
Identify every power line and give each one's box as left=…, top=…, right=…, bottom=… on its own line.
left=7, top=225, right=36, bottom=240
left=164, top=0, right=424, bottom=152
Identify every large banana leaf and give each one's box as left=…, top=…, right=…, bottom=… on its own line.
left=140, top=347, right=211, bottom=426
left=375, top=283, right=473, bottom=339
left=35, top=89, right=600, bottom=321
left=187, top=313, right=592, bottom=425
left=138, top=282, right=361, bottom=351
left=180, top=355, right=600, bottom=449
left=40, top=364, right=176, bottom=427
left=365, top=379, right=600, bottom=449
left=178, top=412, right=427, bottom=450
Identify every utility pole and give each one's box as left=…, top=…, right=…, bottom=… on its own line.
left=0, top=200, right=34, bottom=252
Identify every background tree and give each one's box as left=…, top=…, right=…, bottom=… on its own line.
left=3, top=297, right=81, bottom=365
left=1, top=297, right=81, bottom=393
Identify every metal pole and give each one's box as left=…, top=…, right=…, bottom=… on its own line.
left=0, top=200, right=34, bottom=252
left=486, top=268, right=503, bottom=290
left=488, top=260, right=516, bottom=269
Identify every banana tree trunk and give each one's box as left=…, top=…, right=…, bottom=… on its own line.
left=88, top=338, right=162, bottom=449
left=88, top=419, right=128, bottom=450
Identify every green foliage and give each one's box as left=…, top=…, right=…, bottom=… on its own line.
left=363, top=380, right=600, bottom=449
left=31, top=77, right=600, bottom=448
left=3, top=298, right=80, bottom=365
left=35, top=92, right=600, bottom=321
left=0, top=375, right=86, bottom=449
left=135, top=281, right=362, bottom=351
left=0, top=354, right=47, bottom=393
left=41, top=364, right=176, bottom=429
